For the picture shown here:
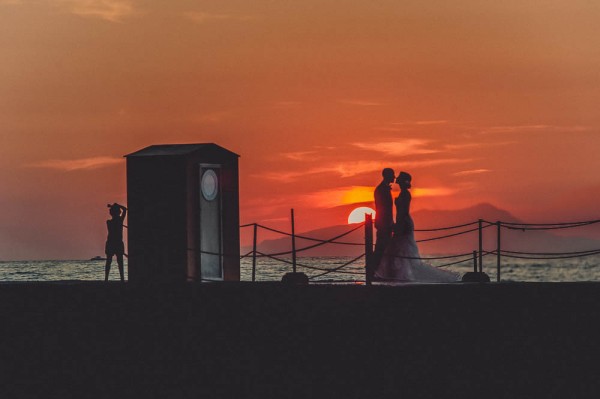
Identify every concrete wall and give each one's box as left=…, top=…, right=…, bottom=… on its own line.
left=1, top=282, right=599, bottom=397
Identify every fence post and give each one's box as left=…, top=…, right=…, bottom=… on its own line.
left=365, top=214, right=374, bottom=285
left=252, top=223, right=258, bottom=282
left=478, top=219, right=483, bottom=273
left=291, top=208, right=297, bottom=274
left=496, top=221, right=501, bottom=282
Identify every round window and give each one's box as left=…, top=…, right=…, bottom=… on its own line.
left=201, top=169, right=218, bottom=201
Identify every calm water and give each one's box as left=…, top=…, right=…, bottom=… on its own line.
left=242, top=255, right=600, bottom=282
left=1, top=255, right=600, bottom=282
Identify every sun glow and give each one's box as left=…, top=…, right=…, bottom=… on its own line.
left=348, top=207, right=376, bottom=224
left=302, top=186, right=378, bottom=208
left=341, top=187, right=375, bottom=204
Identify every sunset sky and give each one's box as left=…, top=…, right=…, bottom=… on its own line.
left=1, top=0, right=600, bottom=259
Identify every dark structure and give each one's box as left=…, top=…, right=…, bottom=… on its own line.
left=125, top=144, right=240, bottom=282
left=4, top=282, right=600, bottom=397
left=461, top=271, right=491, bottom=282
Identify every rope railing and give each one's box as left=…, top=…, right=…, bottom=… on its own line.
left=490, top=219, right=600, bottom=231
left=253, top=223, right=365, bottom=257
left=414, top=220, right=480, bottom=232
left=434, top=251, right=496, bottom=268
left=434, top=255, right=477, bottom=268
left=495, top=219, right=600, bottom=227
left=235, top=215, right=600, bottom=283
left=253, top=223, right=364, bottom=246
left=485, top=220, right=600, bottom=281
left=243, top=219, right=488, bottom=281
left=308, top=254, right=366, bottom=280
left=254, top=251, right=364, bottom=276
left=390, top=252, right=474, bottom=261
left=195, top=247, right=362, bottom=276
left=501, top=248, right=600, bottom=256
left=415, top=224, right=493, bottom=243
left=498, top=249, right=600, bottom=260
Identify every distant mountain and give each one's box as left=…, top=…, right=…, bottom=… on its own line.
left=415, top=203, right=600, bottom=255
left=245, top=203, right=600, bottom=258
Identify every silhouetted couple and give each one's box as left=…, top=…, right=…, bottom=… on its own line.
left=105, top=203, right=126, bottom=282
left=373, top=168, right=459, bottom=282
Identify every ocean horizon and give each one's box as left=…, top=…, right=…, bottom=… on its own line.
left=1, top=255, right=600, bottom=283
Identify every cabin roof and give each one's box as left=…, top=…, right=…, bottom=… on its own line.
left=125, top=143, right=239, bottom=158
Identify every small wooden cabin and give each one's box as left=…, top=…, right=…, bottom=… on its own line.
left=125, top=143, right=240, bottom=282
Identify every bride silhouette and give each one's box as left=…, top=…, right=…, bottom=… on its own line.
left=374, top=172, right=461, bottom=283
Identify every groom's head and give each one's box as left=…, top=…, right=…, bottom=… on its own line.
left=382, top=168, right=395, bottom=184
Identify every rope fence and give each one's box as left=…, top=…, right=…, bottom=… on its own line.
left=229, top=213, right=600, bottom=283
left=251, top=223, right=365, bottom=257
left=497, top=219, right=600, bottom=230
left=254, top=251, right=364, bottom=276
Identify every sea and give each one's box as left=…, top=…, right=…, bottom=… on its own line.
left=1, top=255, right=600, bottom=283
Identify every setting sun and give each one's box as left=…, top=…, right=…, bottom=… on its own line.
left=348, top=207, right=376, bottom=224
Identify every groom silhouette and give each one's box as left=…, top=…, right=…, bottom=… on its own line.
left=372, top=168, right=395, bottom=276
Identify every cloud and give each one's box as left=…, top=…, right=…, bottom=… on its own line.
left=403, top=158, right=470, bottom=169
left=339, top=99, right=383, bottom=106
left=453, top=169, right=492, bottom=176
left=383, top=120, right=450, bottom=126
left=482, top=125, right=551, bottom=133
left=372, top=127, right=408, bottom=132
left=358, top=137, right=514, bottom=155
left=257, top=158, right=470, bottom=181
left=184, top=11, right=257, bottom=23
left=352, top=139, right=439, bottom=157
left=480, top=125, right=591, bottom=134
left=257, top=161, right=386, bottom=181
left=390, top=120, right=449, bottom=126
left=373, top=120, right=450, bottom=132
left=415, top=120, right=448, bottom=125
left=281, top=151, right=319, bottom=161
left=1, top=0, right=135, bottom=21
left=26, top=156, right=123, bottom=171
left=302, top=185, right=456, bottom=208
left=411, top=187, right=457, bottom=197
left=301, top=186, right=374, bottom=208
left=443, top=143, right=486, bottom=151
left=49, top=0, right=134, bottom=22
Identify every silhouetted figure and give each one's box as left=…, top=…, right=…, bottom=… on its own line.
left=373, top=168, right=395, bottom=278
left=394, top=171, right=413, bottom=236
left=375, top=172, right=460, bottom=282
left=105, top=203, right=127, bottom=282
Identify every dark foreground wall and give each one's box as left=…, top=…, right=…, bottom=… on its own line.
left=1, top=282, right=599, bottom=398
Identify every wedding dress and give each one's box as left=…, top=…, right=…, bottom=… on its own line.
left=374, top=190, right=461, bottom=283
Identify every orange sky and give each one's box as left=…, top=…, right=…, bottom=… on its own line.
left=1, top=0, right=600, bottom=259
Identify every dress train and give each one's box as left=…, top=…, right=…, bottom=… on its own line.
left=374, top=217, right=461, bottom=283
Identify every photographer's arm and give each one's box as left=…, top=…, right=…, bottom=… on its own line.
left=118, top=204, right=127, bottom=222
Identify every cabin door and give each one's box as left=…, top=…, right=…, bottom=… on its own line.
left=199, top=164, right=223, bottom=280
